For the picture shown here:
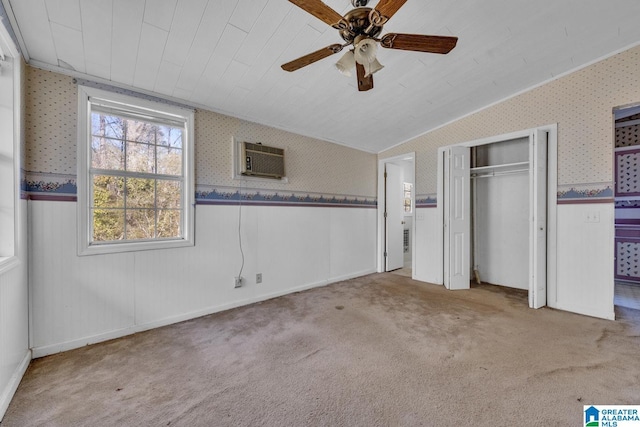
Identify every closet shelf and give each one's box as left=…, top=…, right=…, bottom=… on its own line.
left=471, top=161, right=529, bottom=173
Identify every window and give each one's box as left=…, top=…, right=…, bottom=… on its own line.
left=0, top=26, right=20, bottom=273
left=77, top=86, right=194, bottom=255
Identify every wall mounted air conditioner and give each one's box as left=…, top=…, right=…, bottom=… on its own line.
left=241, top=142, right=285, bottom=179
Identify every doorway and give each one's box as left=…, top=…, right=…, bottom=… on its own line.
left=377, top=153, right=416, bottom=276
left=437, top=126, right=556, bottom=309
left=613, top=104, right=640, bottom=311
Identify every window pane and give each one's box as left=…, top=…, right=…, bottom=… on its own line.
left=126, top=178, right=155, bottom=208
left=91, top=137, right=124, bottom=170
left=93, top=175, right=124, bottom=208
left=157, top=209, right=181, bottom=238
left=91, top=113, right=125, bottom=139
left=156, top=180, right=181, bottom=208
left=92, top=208, right=125, bottom=242
left=157, top=146, right=182, bottom=175
left=126, top=209, right=156, bottom=240
left=126, top=141, right=155, bottom=173
left=157, top=126, right=183, bottom=148
left=124, top=118, right=157, bottom=144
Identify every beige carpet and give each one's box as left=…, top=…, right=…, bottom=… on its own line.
left=3, top=273, right=640, bottom=426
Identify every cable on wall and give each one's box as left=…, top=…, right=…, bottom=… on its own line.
left=235, top=180, right=245, bottom=287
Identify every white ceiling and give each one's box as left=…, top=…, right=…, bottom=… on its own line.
left=3, top=0, right=640, bottom=153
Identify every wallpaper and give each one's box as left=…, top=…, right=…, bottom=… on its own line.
left=381, top=44, right=640, bottom=202
left=23, top=67, right=377, bottom=205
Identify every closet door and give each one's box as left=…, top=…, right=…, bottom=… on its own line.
left=529, top=130, right=548, bottom=308
left=444, top=146, right=470, bottom=290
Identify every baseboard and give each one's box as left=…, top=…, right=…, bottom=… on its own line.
left=554, top=302, right=616, bottom=321
left=31, top=268, right=377, bottom=358
left=0, top=350, right=31, bottom=421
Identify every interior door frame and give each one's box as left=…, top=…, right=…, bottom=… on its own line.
left=377, top=153, right=416, bottom=275
left=437, top=125, right=558, bottom=308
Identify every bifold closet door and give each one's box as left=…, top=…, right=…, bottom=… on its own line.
left=529, top=130, right=548, bottom=308
left=444, top=146, right=470, bottom=290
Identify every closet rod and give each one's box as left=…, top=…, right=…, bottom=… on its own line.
left=471, top=168, right=529, bottom=179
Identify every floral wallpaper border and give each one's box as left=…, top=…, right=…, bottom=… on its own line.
left=22, top=171, right=77, bottom=201
left=556, top=182, right=614, bottom=204
left=195, top=185, right=376, bottom=208
left=20, top=172, right=377, bottom=208
left=415, top=194, right=437, bottom=208
left=21, top=172, right=614, bottom=206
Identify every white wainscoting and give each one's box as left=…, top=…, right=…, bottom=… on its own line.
left=0, top=200, right=30, bottom=421
left=412, top=202, right=615, bottom=320
left=29, top=201, right=377, bottom=357
left=555, top=203, right=615, bottom=319
left=413, top=207, right=443, bottom=285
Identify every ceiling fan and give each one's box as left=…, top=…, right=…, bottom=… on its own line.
left=281, top=0, right=458, bottom=91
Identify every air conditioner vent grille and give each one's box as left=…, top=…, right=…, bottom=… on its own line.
left=242, top=142, right=285, bottom=179
left=245, top=142, right=283, bottom=156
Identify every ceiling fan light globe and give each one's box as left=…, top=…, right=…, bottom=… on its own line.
left=335, top=50, right=356, bottom=77
left=365, top=58, right=384, bottom=77
left=354, top=38, right=383, bottom=77
left=354, top=38, right=378, bottom=64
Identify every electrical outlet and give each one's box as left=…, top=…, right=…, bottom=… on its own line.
left=256, top=273, right=262, bottom=284
left=585, top=212, right=600, bottom=223
left=234, top=276, right=243, bottom=288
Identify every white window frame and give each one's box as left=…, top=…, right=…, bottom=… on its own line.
left=0, top=19, right=21, bottom=274
left=77, top=86, right=195, bottom=255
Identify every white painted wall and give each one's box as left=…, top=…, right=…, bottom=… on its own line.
left=413, top=207, right=443, bottom=285
left=29, top=201, right=377, bottom=357
left=555, top=203, right=615, bottom=320
left=413, top=199, right=615, bottom=320
left=474, top=173, right=529, bottom=289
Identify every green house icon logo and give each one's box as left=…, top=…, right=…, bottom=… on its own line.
left=585, top=406, right=599, bottom=427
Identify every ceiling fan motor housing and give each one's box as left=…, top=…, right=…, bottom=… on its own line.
left=351, top=0, right=369, bottom=6
left=338, top=8, right=383, bottom=43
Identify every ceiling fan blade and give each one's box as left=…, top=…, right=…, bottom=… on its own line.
left=356, top=62, right=374, bottom=92
left=380, top=33, right=458, bottom=54
left=374, top=0, right=409, bottom=21
left=288, top=0, right=344, bottom=27
left=281, top=44, right=344, bottom=72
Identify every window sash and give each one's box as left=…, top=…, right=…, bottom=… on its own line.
left=89, top=171, right=184, bottom=243
left=91, top=99, right=187, bottom=129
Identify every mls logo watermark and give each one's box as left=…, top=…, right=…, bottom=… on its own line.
left=584, top=406, right=640, bottom=426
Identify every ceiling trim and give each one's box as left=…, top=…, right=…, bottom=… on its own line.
left=26, top=58, right=380, bottom=155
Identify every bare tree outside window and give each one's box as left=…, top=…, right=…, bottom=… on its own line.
left=90, top=112, right=183, bottom=242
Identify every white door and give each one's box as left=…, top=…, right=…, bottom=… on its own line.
left=444, top=146, right=470, bottom=290
left=385, top=163, right=404, bottom=271
left=529, top=130, right=548, bottom=308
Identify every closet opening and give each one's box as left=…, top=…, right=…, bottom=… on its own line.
left=470, top=137, right=530, bottom=294
left=438, top=126, right=556, bottom=309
